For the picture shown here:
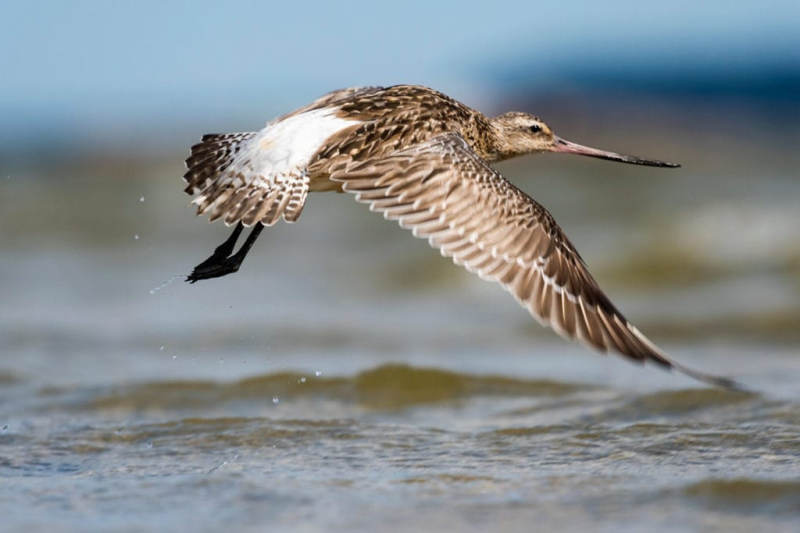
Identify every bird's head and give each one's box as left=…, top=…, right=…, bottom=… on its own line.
left=490, top=112, right=679, bottom=168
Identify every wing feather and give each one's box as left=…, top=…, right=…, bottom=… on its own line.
left=330, top=132, right=738, bottom=388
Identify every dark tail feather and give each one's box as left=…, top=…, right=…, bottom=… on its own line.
left=183, top=132, right=257, bottom=195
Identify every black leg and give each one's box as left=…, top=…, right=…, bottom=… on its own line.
left=186, top=223, right=263, bottom=283
left=193, top=223, right=244, bottom=270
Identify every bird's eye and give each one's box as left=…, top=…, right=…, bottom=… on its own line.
left=529, top=124, right=542, bottom=134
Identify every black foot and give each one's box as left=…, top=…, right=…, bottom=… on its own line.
left=186, top=223, right=263, bottom=284
left=187, top=256, right=243, bottom=283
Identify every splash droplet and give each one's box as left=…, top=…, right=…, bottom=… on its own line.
left=299, top=377, right=306, bottom=383
left=134, top=234, right=139, bottom=240
left=315, top=370, right=322, bottom=377
left=150, top=275, right=182, bottom=294
left=139, top=196, right=145, bottom=203
left=272, top=397, right=280, bottom=405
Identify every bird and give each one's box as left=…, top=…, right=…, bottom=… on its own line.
left=182, top=84, right=739, bottom=389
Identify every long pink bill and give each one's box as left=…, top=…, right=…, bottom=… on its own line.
left=551, top=137, right=680, bottom=168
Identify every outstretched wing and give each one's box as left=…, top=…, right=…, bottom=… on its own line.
left=330, top=132, right=737, bottom=388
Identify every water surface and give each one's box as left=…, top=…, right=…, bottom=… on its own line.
left=1, top=165, right=799, bottom=532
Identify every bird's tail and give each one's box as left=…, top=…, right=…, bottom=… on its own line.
left=183, top=132, right=258, bottom=197
left=182, top=132, right=311, bottom=226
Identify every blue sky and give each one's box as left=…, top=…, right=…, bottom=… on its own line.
left=1, top=0, right=797, bottom=142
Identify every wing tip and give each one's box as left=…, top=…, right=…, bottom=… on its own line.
left=628, top=324, right=745, bottom=390
left=668, top=361, right=748, bottom=392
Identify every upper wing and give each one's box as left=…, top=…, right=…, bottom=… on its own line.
left=330, top=132, right=738, bottom=388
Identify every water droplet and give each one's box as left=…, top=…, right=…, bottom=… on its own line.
left=219, top=358, right=225, bottom=365
left=243, top=360, right=248, bottom=365
left=315, top=370, right=322, bottom=377
left=299, top=377, right=306, bottom=383
left=146, top=441, right=153, bottom=449
left=172, top=355, right=177, bottom=360
left=150, top=275, right=182, bottom=294
left=139, top=196, right=145, bottom=202
left=134, top=234, right=139, bottom=240
left=1, top=425, right=8, bottom=434
left=159, top=345, right=165, bottom=351
left=272, top=397, right=280, bottom=405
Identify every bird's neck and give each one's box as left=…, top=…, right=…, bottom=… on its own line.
left=458, top=113, right=513, bottom=164
left=482, top=124, right=519, bottom=163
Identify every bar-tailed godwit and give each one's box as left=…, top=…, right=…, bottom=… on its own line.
left=183, top=85, right=738, bottom=389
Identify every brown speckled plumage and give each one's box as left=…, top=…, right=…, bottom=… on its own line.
left=309, top=86, right=499, bottom=180
left=182, top=84, right=739, bottom=389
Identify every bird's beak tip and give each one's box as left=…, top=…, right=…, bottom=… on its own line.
left=551, top=136, right=680, bottom=169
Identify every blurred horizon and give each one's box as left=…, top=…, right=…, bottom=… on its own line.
left=0, top=0, right=798, bottom=359
left=1, top=0, right=798, bottom=159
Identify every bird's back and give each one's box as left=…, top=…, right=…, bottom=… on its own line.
left=307, top=85, right=495, bottom=180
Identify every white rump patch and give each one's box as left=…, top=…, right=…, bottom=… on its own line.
left=191, top=108, right=359, bottom=209
left=189, top=107, right=360, bottom=226
left=242, top=108, right=358, bottom=180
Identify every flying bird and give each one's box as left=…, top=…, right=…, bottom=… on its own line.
left=182, top=85, right=738, bottom=389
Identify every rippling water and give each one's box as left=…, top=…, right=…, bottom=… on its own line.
left=3, top=357, right=800, bottom=533
left=2, top=166, right=800, bottom=531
